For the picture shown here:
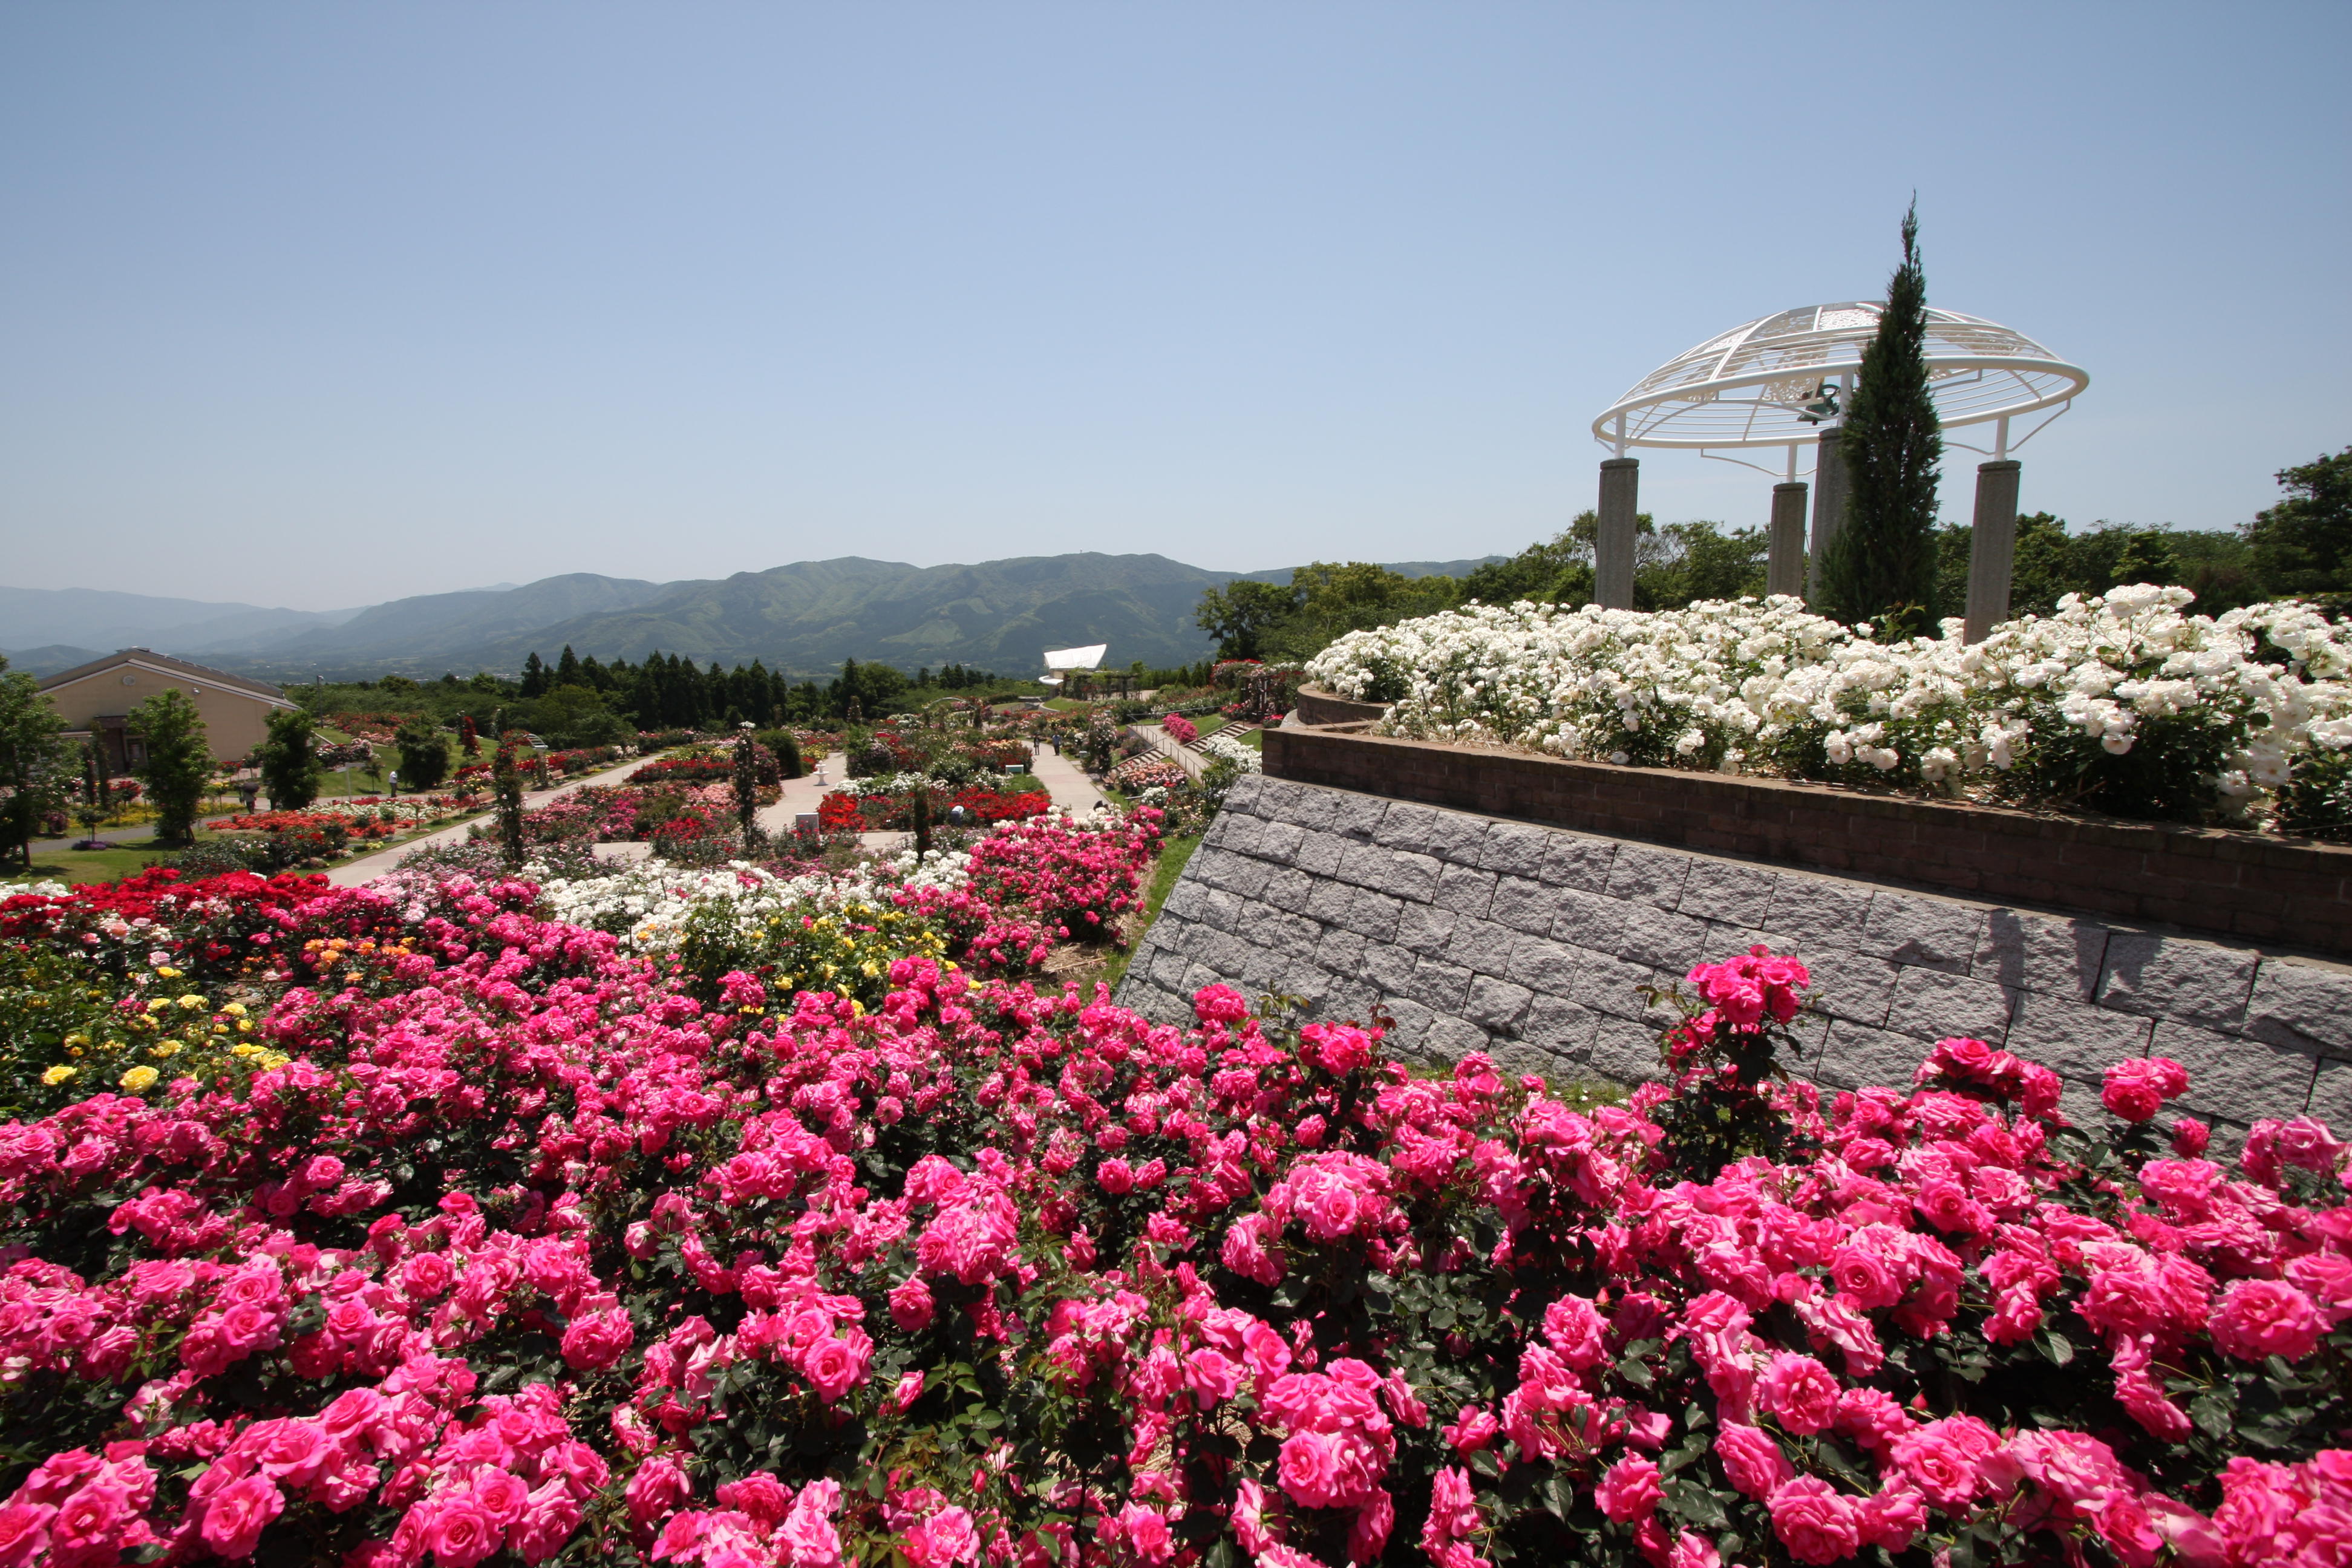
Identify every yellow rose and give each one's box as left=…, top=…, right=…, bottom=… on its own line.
left=41, top=1065, right=76, bottom=1085
left=156, top=967, right=183, bottom=979
left=223, top=1001, right=248, bottom=1017
left=120, top=1065, right=160, bottom=1093
left=177, top=994, right=205, bottom=1010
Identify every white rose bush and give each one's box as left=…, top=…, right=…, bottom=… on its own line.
left=1304, top=587, right=2352, bottom=834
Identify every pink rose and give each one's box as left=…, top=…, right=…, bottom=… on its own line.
left=1096, top=1158, right=1134, bottom=1195
left=561, top=1307, right=635, bottom=1372
left=889, top=1276, right=936, bottom=1332
left=802, top=1332, right=872, bottom=1403
left=1186, top=1348, right=1243, bottom=1403
left=1541, top=1293, right=1609, bottom=1371
left=1595, top=1456, right=1664, bottom=1523
left=903, top=1506, right=981, bottom=1568
left=425, top=1497, right=503, bottom=1568
left=781, top=1478, right=845, bottom=1568
left=1762, top=1353, right=1838, bottom=1436
left=2210, top=1279, right=2324, bottom=1362
left=1221, top=1212, right=1284, bottom=1288
left=201, top=1475, right=284, bottom=1560
left=1856, top=1485, right=1926, bottom=1551
left=1768, top=1477, right=1860, bottom=1566
left=1278, top=1431, right=1345, bottom=1509
left=1714, top=1423, right=1793, bottom=1501
left=1890, top=1422, right=1981, bottom=1511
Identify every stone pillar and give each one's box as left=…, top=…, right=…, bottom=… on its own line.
left=1595, top=457, right=1639, bottom=609
left=1806, top=428, right=1849, bottom=603
left=1964, top=460, right=2024, bottom=643
left=1767, top=482, right=1809, bottom=598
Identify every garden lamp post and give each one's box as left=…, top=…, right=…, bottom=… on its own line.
left=1590, top=303, right=2085, bottom=632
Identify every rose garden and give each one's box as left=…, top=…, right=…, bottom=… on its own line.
left=5, top=213, right=2352, bottom=1568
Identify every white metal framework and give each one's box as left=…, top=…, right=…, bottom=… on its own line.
left=1590, top=302, right=2087, bottom=474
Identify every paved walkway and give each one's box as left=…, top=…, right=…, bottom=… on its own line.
left=325, top=754, right=656, bottom=886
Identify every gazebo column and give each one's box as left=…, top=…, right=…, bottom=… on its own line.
left=1964, top=453, right=2024, bottom=643
left=1767, top=480, right=1809, bottom=598
left=1806, top=426, right=1849, bottom=604
left=1595, top=457, right=1639, bottom=609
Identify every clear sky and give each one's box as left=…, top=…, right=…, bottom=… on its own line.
left=2, top=2, right=2347, bottom=610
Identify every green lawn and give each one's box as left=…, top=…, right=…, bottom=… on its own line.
left=1100, top=831, right=1201, bottom=991
left=4, top=832, right=225, bottom=889
left=1239, top=728, right=1264, bottom=751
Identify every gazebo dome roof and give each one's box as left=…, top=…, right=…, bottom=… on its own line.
left=1592, top=301, right=2087, bottom=452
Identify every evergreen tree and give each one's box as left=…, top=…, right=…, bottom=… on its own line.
left=518, top=652, right=550, bottom=699
left=1818, top=202, right=1944, bottom=632
left=396, top=717, right=451, bottom=791
left=259, top=708, right=324, bottom=811
left=555, top=645, right=583, bottom=687
left=492, top=744, right=526, bottom=870
left=130, top=688, right=211, bottom=844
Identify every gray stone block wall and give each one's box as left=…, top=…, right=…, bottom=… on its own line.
left=1115, top=775, right=2352, bottom=1140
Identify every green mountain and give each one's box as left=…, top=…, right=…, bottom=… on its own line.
left=16, top=551, right=1503, bottom=681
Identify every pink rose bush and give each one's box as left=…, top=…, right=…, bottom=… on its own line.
left=0, top=841, right=2346, bottom=1566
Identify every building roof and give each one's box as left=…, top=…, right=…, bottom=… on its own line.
left=36, top=648, right=299, bottom=708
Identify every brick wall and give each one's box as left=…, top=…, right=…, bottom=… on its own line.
left=1112, top=774, right=2352, bottom=1139
left=1262, top=724, right=2352, bottom=958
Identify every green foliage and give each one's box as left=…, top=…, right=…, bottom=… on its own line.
left=755, top=727, right=805, bottom=779
left=1818, top=203, right=1944, bottom=631
left=1195, top=578, right=1305, bottom=660
left=1934, top=512, right=2268, bottom=624
left=259, top=707, right=324, bottom=812
left=2246, top=445, right=2352, bottom=601
left=0, top=656, right=71, bottom=869
left=1462, top=512, right=1763, bottom=615
left=492, top=745, right=527, bottom=870
left=129, top=689, right=211, bottom=844
left=524, top=684, right=631, bottom=748
left=1263, top=562, right=1464, bottom=658
left=393, top=717, right=451, bottom=791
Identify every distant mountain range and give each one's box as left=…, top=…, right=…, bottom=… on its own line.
left=1, top=553, right=1501, bottom=681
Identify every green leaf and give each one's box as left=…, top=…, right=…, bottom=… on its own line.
left=1663, top=1477, right=1726, bottom=1529
left=1615, top=1354, right=1653, bottom=1388
left=1541, top=1474, right=1574, bottom=1521
left=2190, top=1390, right=2234, bottom=1442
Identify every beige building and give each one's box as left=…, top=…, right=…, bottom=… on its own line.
left=39, top=649, right=302, bottom=768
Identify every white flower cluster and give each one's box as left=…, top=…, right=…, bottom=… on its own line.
left=531, top=847, right=975, bottom=955
left=1202, top=732, right=1263, bottom=773
left=1304, top=587, right=2352, bottom=825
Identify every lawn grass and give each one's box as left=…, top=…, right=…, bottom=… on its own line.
left=3, top=831, right=228, bottom=888
left=1239, top=728, right=1264, bottom=751
left=1100, top=830, right=1202, bottom=991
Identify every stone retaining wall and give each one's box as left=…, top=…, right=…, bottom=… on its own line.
left=1113, top=774, right=2352, bottom=1138
left=1261, top=724, right=2352, bottom=958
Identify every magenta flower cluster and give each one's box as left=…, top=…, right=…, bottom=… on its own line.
left=0, top=850, right=2345, bottom=1568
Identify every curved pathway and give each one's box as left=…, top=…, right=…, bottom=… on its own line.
left=325, top=754, right=657, bottom=886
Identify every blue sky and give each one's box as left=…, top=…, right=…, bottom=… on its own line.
left=2, top=3, right=2347, bottom=609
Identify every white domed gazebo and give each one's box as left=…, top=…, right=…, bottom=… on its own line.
left=1584, top=301, right=2087, bottom=639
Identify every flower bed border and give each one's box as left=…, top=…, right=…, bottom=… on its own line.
left=1266, top=714, right=2352, bottom=958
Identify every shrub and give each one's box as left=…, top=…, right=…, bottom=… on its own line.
left=1309, top=589, right=2352, bottom=829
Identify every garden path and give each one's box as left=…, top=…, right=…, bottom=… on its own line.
left=1027, top=745, right=1108, bottom=814
left=323, top=753, right=654, bottom=887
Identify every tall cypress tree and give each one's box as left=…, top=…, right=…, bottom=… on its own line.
left=1818, top=201, right=1943, bottom=633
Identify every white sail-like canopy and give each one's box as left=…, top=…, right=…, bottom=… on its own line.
left=1042, top=644, right=1108, bottom=671
left=1592, top=302, right=2087, bottom=457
